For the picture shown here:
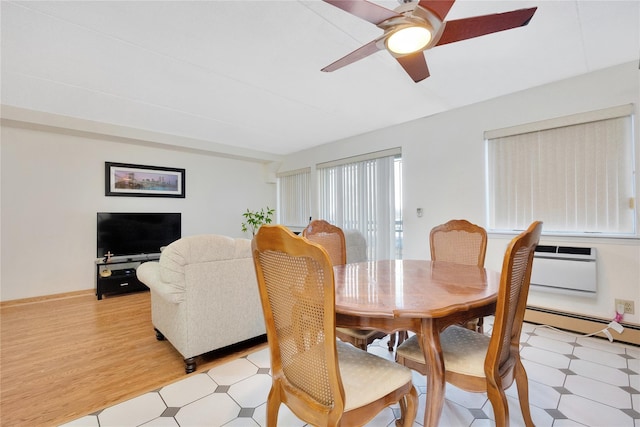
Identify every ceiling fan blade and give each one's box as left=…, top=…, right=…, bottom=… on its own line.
left=322, top=39, right=383, bottom=72
left=322, top=0, right=400, bottom=25
left=395, top=53, right=430, bottom=82
left=417, top=0, right=456, bottom=21
left=436, top=7, right=537, bottom=46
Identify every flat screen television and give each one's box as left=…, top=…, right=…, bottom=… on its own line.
left=97, top=212, right=181, bottom=258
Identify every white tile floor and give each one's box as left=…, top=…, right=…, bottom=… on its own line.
left=61, top=320, right=639, bottom=427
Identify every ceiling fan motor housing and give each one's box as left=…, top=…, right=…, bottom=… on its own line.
left=378, top=3, right=445, bottom=56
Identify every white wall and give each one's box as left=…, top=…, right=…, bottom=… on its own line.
left=1, top=120, right=276, bottom=301
left=280, top=61, right=640, bottom=325
left=2, top=62, right=638, bottom=321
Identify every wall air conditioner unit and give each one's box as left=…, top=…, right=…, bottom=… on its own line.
left=530, top=245, right=597, bottom=295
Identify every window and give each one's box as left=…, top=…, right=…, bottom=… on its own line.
left=318, top=148, right=402, bottom=260
left=486, top=105, right=636, bottom=235
left=277, top=168, right=311, bottom=229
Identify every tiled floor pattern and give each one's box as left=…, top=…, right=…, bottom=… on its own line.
left=62, top=320, right=639, bottom=427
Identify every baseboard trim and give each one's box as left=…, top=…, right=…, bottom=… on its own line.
left=0, top=289, right=94, bottom=308
left=525, top=306, right=640, bottom=346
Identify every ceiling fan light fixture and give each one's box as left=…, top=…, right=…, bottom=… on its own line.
left=386, top=25, right=432, bottom=55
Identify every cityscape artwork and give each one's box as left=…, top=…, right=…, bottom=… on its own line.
left=105, top=162, right=185, bottom=198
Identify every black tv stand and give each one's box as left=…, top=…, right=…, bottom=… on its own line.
left=95, top=254, right=160, bottom=300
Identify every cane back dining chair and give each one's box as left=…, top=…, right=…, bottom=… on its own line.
left=302, top=220, right=389, bottom=351
left=431, top=219, right=488, bottom=333
left=389, top=218, right=489, bottom=350
left=395, top=221, right=542, bottom=427
left=252, top=225, right=418, bottom=426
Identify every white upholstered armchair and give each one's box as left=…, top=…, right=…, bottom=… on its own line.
left=344, top=229, right=368, bottom=263
left=137, top=234, right=266, bottom=373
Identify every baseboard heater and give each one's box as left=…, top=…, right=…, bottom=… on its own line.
left=525, top=306, right=640, bottom=346
left=530, top=245, right=597, bottom=295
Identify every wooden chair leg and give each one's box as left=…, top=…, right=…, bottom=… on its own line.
left=266, top=387, right=281, bottom=427
left=397, top=331, right=407, bottom=345
left=388, top=331, right=408, bottom=351
left=396, top=386, right=418, bottom=427
left=487, top=383, right=510, bottom=427
left=388, top=333, right=397, bottom=351
left=514, top=359, right=535, bottom=427
left=398, top=390, right=406, bottom=418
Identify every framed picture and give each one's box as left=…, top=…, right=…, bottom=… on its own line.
left=105, top=162, right=185, bottom=198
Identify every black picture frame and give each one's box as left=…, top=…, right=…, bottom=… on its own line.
left=105, top=162, right=185, bottom=198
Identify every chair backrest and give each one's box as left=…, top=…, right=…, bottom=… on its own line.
left=302, top=219, right=346, bottom=266
left=251, top=225, right=346, bottom=425
left=487, top=221, right=543, bottom=375
left=430, top=219, right=487, bottom=267
left=344, top=229, right=367, bottom=263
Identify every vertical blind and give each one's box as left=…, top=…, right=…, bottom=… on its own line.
left=486, top=106, right=635, bottom=235
left=277, top=168, right=311, bottom=228
left=318, top=149, right=400, bottom=260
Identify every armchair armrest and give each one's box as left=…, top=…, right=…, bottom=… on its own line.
left=137, top=261, right=185, bottom=304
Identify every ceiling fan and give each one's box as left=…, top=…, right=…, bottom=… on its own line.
left=321, top=0, right=537, bottom=82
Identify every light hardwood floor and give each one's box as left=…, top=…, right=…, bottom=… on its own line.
left=0, top=290, right=266, bottom=427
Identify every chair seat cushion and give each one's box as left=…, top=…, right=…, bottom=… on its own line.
left=336, top=340, right=413, bottom=411
left=336, top=327, right=383, bottom=340
left=396, top=325, right=489, bottom=378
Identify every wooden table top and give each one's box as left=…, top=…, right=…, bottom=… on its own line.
left=333, top=259, right=501, bottom=319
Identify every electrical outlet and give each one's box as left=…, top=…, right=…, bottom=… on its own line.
left=615, top=299, right=635, bottom=315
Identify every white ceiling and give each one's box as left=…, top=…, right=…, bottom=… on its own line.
left=1, top=1, right=638, bottom=156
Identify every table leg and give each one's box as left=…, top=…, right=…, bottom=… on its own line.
left=420, top=319, right=445, bottom=427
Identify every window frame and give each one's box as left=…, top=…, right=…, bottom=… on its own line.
left=276, top=168, right=311, bottom=230
left=484, top=104, right=637, bottom=238
left=316, top=148, right=403, bottom=261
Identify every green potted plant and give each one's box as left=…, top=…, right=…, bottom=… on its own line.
left=241, top=207, right=275, bottom=236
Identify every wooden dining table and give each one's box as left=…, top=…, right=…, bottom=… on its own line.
left=333, top=259, right=501, bottom=427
